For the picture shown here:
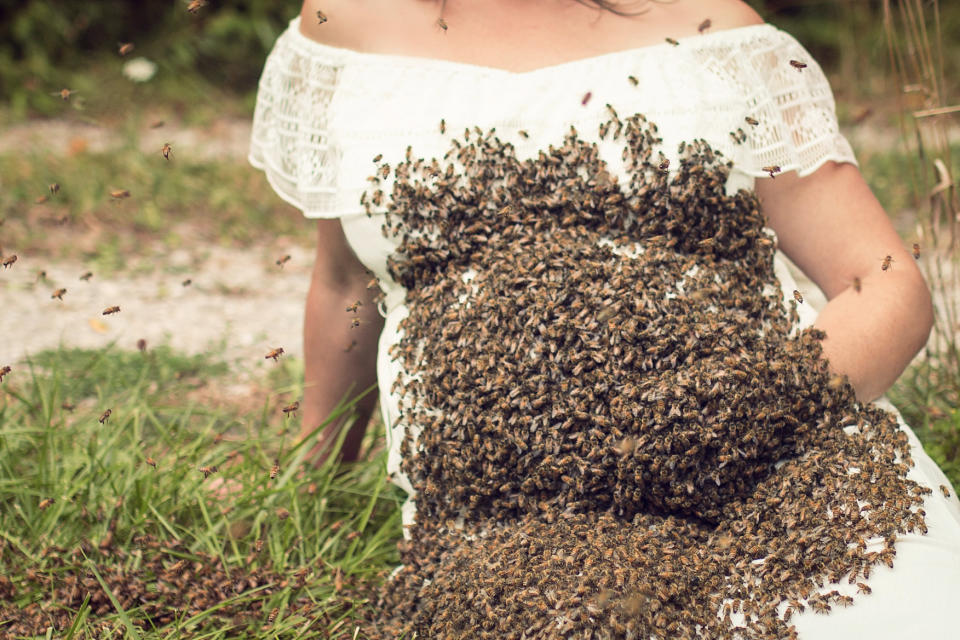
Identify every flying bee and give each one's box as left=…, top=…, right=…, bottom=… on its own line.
left=102, top=306, right=120, bottom=315
left=55, top=88, right=76, bottom=101
left=186, top=0, right=207, bottom=14
left=345, top=300, right=362, bottom=313
left=182, top=278, right=191, bottom=287
left=270, top=459, right=280, bottom=480
left=912, top=242, right=920, bottom=259
left=2, top=255, right=17, bottom=268
left=39, top=498, right=55, bottom=510
left=762, top=165, right=782, bottom=178
left=199, top=465, right=218, bottom=478
left=161, top=143, right=172, bottom=160
left=52, top=288, right=66, bottom=300
left=36, top=270, right=47, bottom=282
left=50, top=183, right=60, bottom=194
left=118, top=42, right=134, bottom=56
left=793, top=290, right=803, bottom=304
left=881, top=255, right=894, bottom=271
left=789, top=59, right=808, bottom=70
left=941, top=484, right=952, bottom=498
left=265, top=347, right=284, bottom=361
left=627, top=75, right=638, bottom=86
left=581, top=91, right=592, bottom=106
left=0, top=366, right=9, bottom=382
left=99, top=409, right=112, bottom=424
left=109, top=189, right=130, bottom=199
left=61, top=400, right=75, bottom=411
left=282, top=401, right=299, bottom=416
left=518, top=130, right=529, bottom=139
left=254, top=538, right=264, bottom=553
left=698, top=18, right=712, bottom=33
left=145, top=456, right=157, bottom=469
left=745, top=116, right=759, bottom=126
left=316, top=10, right=327, bottom=24
left=150, top=120, right=165, bottom=129
left=276, top=254, right=291, bottom=268
left=436, top=17, right=448, bottom=32
left=665, top=37, right=679, bottom=46
left=79, top=271, right=92, bottom=281
left=137, top=338, right=147, bottom=352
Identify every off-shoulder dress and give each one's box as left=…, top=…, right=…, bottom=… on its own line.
left=249, top=15, right=960, bottom=637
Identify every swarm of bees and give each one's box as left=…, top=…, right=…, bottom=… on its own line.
left=354, top=111, right=930, bottom=639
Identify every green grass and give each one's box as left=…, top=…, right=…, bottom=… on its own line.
left=0, top=347, right=404, bottom=639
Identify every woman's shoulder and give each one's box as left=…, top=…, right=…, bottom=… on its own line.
left=696, top=0, right=766, bottom=31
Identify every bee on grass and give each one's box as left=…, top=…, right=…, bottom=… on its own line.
left=270, top=459, right=280, bottom=480
left=276, top=508, right=290, bottom=520
left=282, top=401, right=299, bottom=417
left=2, top=255, right=17, bottom=268
left=118, top=42, right=134, bottom=56
left=145, top=456, right=157, bottom=469
left=265, top=347, right=284, bottom=361
left=436, top=17, right=448, bottom=32
left=346, top=531, right=360, bottom=541
left=161, top=143, right=172, bottom=160
left=79, top=271, right=92, bottom=281
left=103, top=306, right=120, bottom=315
left=52, top=288, right=67, bottom=300
left=0, top=365, right=10, bottom=382
left=698, top=18, right=712, bottom=33
left=439, top=118, right=446, bottom=134
left=276, top=254, right=291, bottom=268
left=110, top=189, right=130, bottom=200
left=99, top=409, right=112, bottom=424
left=199, top=465, right=218, bottom=478
left=39, top=498, right=55, bottom=510
left=790, top=59, right=808, bottom=70
left=316, top=10, right=327, bottom=24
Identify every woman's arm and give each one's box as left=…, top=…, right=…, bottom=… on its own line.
left=756, top=161, right=933, bottom=403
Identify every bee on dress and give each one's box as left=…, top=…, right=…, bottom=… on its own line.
left=627, top=75, right=639, bottom=86
left=856, top=582, right=872, bottom=595
left=345, top=300, right=362, bottom=313
left=745, top=116, right=759, bottom=126
left=0, top=366, right=10, bottom=382
left=762, top=165, right=782, bottom=178
left=518, top=130, right=529, bottom=139
left=103, top=306, right=120, bottom=315
left=881, top=255, right=894, bottom=271
left=99, top=409, right=112, bottom=424
left=789, top=59, right=808, bottom=70
left=110, top=189, right=130, bottom=199
left=80, top=271, right=93, bottom=281
left=282, top=401, right=299, bottom=416
left=270, top=459, right=280, bottom=480
left=439, top=118, right=446, bottom=134
left=372, top=153, right=382, bottom=163
left=118, top=42, right=134, bottom=56
left=912, top=242, right=920, bottom=259
left=793, top=290, right=803, bottom=304
left=200, top=465, right=218, bottom=478
left=265, top=347, right=284, bottom=361
left=698, top=18, right=712, bottom=33
left=316, top=10, right=327, bottom=24
left=276, top=254, right=291, bottom=268
left=581, top=91, right=592, bottom=106
left=161, top=143, right=172, bottom=160
left=39, top=498, right=55, bottom=510
left=52, top=288, right=67, bottom=300
left=941, top=484, right=952, bottom=498
left=186, top=0, right=207, bottom=14
left=2, top=255, right=17, bottom=268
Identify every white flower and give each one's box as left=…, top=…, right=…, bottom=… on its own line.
left=122, top=57, right=157, bottom=83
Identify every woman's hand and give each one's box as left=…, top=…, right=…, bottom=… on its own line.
left=756, top=161, right=933, bottom=402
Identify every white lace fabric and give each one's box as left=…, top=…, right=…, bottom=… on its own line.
left=248, top=16, right=857, bottom=221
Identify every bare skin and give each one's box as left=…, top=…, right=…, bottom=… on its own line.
left=293, top=0, right=932, bottom=473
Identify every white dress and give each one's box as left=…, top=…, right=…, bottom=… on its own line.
left=249, top=16, right=960, bottom=637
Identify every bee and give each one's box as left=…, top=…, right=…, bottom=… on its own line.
left=265, top=347, right=284, bottom=361
left=36, top=270, right=47, bottom=282
left=137, top=338, right=147, bottom=352
left=627, top=75, right=639, bottom=86
left=912, top=242, right=920, bottom=259
left=581, top=91, right=592, bottom=106
left=102, top=306, right=120, bottom=315
left=350, top=318, right=362, bottom=329
left=881, top=255, right=894, bottom=271
left=52, top=288, right=67, bottom=300
left=316, top=10, right=327, bottom=24
left=150, top=120, right=165, bottom=129
left=941, top=484, right=952, bottom=498
left=440, top=118, right=446, bottom=134
left=267, top=607, right=279, bottom=624
left=373, top=153, right=382, bottom=163
left=56, top=88, right=77, bottom=101
left=199, top=465, right=218, bottom=478
left=852, top=276, right=862, bottom=293
left=789, top=59, right=808, bottom=70
left=39, top=498, right=55, bottom=510
left=346, top=531, right=360, bottom=541
left=761, top=165, right=782, bottom=179
left=161, top=143, right=172, bottom=160
left=50, top=183, right=60, bottom=194
left=745, top=116, right=759, bottom=126
left=79, top=271, right=93, bottom=281
left=659, top=158, right=670, bottom=171
left=270, top=459, right=280, bottom=479
left=330, top=520, right=343, bottom=532
left=109, top=189, right=130, bottom=199
left=436, top=17, right=449, bottom=32
left=2, top=255, right=17, bottom=268
left=518, top=130, right=529, bottom=139
left=276, top=508, right=290, bottom=520
left=307, top=482, right=317, bottom=495
left=793, top=290, right=803, bottom=304
left=61, top=400, right=75, bottom=411
left=186, top=0, right=207, bottom=14
left=182, top=278, right=191, bottom=287
left=665, top=37, right=679, bottom=46
left=344, top=340, right=357, bottom=352
left=345, top=301, right=362, bottom=313
left=118, top=42, right=134, bottom=56
left=698, top=18, right=712, bottom=33
left=145, top=456, right=157, bottom=469
left=0, top=366, right=10, bottom=382
left=334, top=567, right=344, bottom=592
left=282, top=401, right=299, bottom=416
left=856, top=582, right=872, bottom=595
left=276, top=254, right=291, bottom=268
left=99, top=409, right=112, bottom=424
left=254, top=538, right=264, bottom=553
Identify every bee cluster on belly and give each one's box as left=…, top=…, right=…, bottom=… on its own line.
left=357, top=111, right=931, bottom=639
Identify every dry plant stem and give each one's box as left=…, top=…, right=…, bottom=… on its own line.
left=814, top=267, right=933, bottom=403
left=301, top=267, right=384, bottom=467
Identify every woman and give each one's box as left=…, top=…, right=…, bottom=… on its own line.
left=248, top=0, right=960, bottom=637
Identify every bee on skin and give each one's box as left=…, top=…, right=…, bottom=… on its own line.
left=52, top=288, right=67, bottom=300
